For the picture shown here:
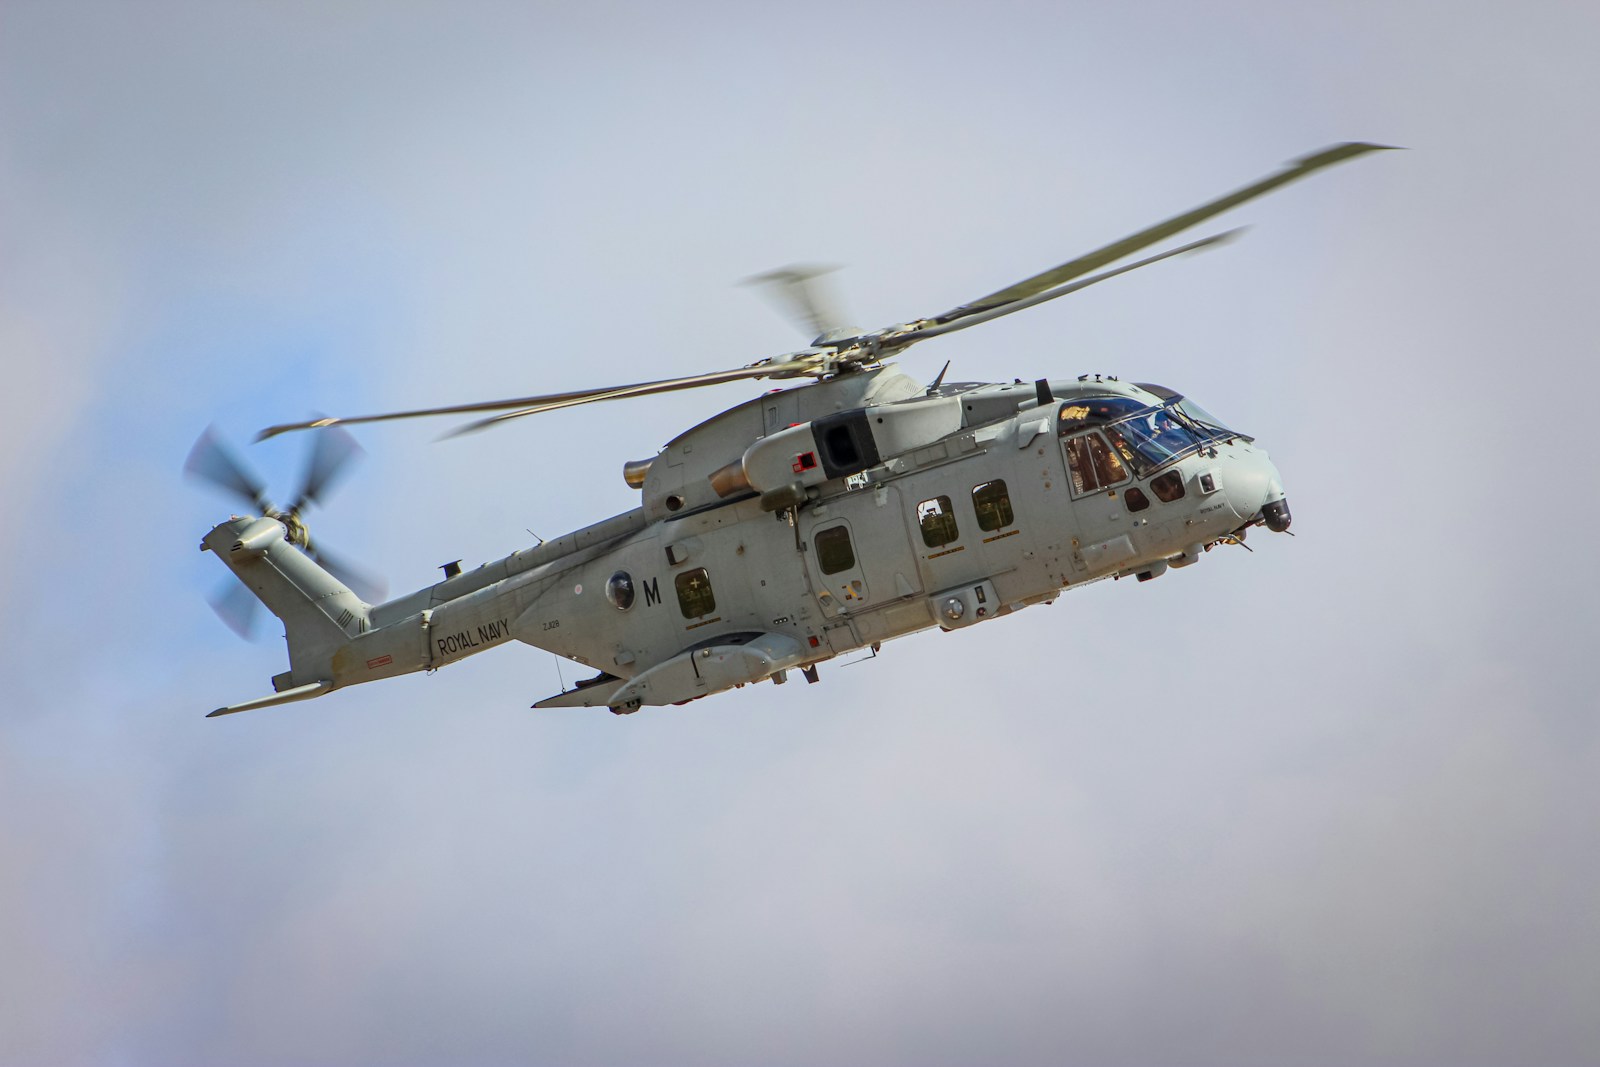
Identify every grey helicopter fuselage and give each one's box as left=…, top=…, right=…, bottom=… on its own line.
left=200, top=364, right=1288, bottom=715
left=200, top=143, right=1390, bottom=716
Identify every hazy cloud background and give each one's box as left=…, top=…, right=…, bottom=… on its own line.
left=2, top=2, right=1596, bottom=1064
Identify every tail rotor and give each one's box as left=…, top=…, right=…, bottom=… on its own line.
left=186, top=424, right=386, bottom=638
left=184, top=427, right=273, bottom=514
left=286, top=419, right=364, bottom=514
left=209, top=581, right=262, bottom=640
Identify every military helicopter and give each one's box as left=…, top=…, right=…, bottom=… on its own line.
left=189, top=142, right=1391, bottom=718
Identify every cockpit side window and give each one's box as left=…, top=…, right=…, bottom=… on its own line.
left=1064, top=433, right=1128, bottom=495
left=1150, top=470, right=1186, bottom=502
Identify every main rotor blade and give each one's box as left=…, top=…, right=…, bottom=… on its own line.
left=441, top=362, right=796, bottom=437
left=741, top=264, right=847, bottom=340
left=184, top=427, right=272, bottom=512
left=889, top=230, right=1242, bottom=347
left=259, top=382, right=663, bottom=440
left=258, top=364, right=793, bottom=441
left=288, top=426, right=363, bottom=514
left=933, top=142, right=1398, bottom=323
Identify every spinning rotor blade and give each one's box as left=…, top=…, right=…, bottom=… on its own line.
left=254, top=142, right=1394, bottom=443
left=304, top=540, right=387, bottom=604
left=440, top=362, right=796, bottom=437
left=258, top=363, right=792, bottom=441
left=929, top=142, right=1397, bottom=325
left=288, top=426, right=363, bottom=513
left=889, top=230, right=1242, bottom=346
left=209, top=581, right=261, bottom=640
left=184, top=427, right=272, bottom=513
left=741, top=264, right=847, bottom=340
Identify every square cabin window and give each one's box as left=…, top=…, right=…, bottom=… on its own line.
left=814, top=525, right=856, bottom=575
left=916, top=495, right=960, bottom=548
left=971, top=480, right=1014, bottom=532
left=675, top=567, right=716, bottom=619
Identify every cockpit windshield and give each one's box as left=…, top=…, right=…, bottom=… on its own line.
left=1063, top=393, right=1249, bottom=476
left=1172, top=398, right=1239, bottom=439
left=1106, top=410, right=1201, bottom=474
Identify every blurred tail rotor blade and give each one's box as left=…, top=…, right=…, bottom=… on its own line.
left=209, top=581, right=262, bottom=640
left=184, top=426, right=272, bottom=513
left=289, top=425, right=363, bottom=513
left=306, top=540, right=387, bottom=604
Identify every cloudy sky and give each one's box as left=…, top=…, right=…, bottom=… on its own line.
left=3, top=2, right=1596, bottom=1064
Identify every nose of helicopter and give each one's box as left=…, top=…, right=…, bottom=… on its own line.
left=1220, top=451, right=1291, bottom=532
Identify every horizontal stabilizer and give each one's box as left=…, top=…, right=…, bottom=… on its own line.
left=207, top=680, right=333, bottom=718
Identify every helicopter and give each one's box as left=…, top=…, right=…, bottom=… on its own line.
left=189, top=142, right=1392, bottom=718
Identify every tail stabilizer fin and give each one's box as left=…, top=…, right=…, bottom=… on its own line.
left=202, top=516, right=371, bottom=684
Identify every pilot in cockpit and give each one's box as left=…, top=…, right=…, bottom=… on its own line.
left=1150, top=408, right=1190, bottom=449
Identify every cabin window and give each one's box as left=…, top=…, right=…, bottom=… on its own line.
left=815, top=525, right=856, bottom=575
left=1125, top=486, right=1151, bottom=512
left=971, top=480, right=1014, bottom=531
left=675, top=568, right=716, bottom=619
left=1064, top=433, right=1128, bottom=494
left=606, top=570, right=635, bottom=610
left=1150, top=470, right=1186, bottom=503
left=916, top=495, right=960, bottom=548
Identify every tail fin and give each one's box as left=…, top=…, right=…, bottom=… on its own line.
left=201, top=516, right=371, bottom=687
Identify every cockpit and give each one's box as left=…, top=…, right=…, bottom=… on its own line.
left=1056, top=388, right=1249, bottom=479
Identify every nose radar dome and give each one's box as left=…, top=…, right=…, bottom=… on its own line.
left=1220, top=459, right=1273, bottom=523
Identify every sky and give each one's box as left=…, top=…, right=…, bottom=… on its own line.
left=2, top=2, right=1597, bottom=1064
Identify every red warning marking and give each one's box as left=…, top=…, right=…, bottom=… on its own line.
left=367, top=655, right=393, bottom=670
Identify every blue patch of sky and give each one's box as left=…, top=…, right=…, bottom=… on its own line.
left=11, top=193, right=418, bottom=682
